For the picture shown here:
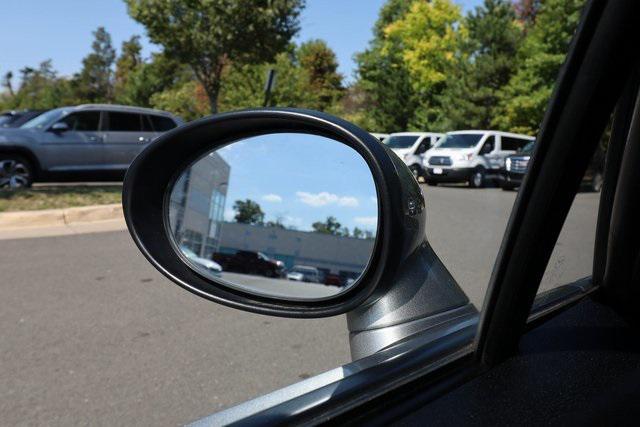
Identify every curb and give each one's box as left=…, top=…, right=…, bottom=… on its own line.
left=0, top=204, right=124, bottom=230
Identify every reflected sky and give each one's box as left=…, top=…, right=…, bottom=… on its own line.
left=216, top=133, right=378, bottom=233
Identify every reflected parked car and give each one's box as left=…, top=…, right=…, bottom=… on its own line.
left=212, top=250, right=284, bottom=278
left=0, top=109, right=48, bottom=129
left=180, top=246, right=223, bottom=277
left=286, top=265, right=321, bottom=283
left=0, top=104, right=182, bottom=188
left=324, top=273, right=343, bottom=287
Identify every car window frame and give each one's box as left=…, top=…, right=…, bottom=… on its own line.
left=48, top=110, right=102, bottom=132
left=103, top=110, right=146, bottom=132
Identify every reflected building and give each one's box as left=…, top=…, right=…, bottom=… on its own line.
left=169, top=153, right=230, bottom=259
left=217, top=222, right=375, bottom=282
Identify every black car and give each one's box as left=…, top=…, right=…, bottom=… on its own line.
left=212, top=250, right=285, bottom=278
left=0, top=109, right=48, bottom=128
left=502, top=140, right=605, bottom=192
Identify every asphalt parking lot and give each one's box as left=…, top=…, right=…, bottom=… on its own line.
left=0, top=186, right=599, bottom=425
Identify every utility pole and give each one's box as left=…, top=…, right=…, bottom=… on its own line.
left=263, top=68, right=277, bottom=107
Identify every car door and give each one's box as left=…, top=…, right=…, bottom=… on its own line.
left=39, top=110, right=104, bottom=173
left=478, top=134, right=501, bottom=170
left=102, top=111, right=155, bottom=172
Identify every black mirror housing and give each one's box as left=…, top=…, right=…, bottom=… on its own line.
left=122, top=108, right=441, bottom=317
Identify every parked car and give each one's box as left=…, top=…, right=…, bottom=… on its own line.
left=370, top=132, right=389, bottom=143
left=423, top=130, right=534, bottom=188
left=385, top=132, right=444, bottom=181
left=0, top=104, right=182, bottom=188
left=180, top=246, right=223, bottom=277
left=212, top=250, right=284, bottom=278
left=502, top=140, right=605, bottom=192
left=0, top=109, right=48, bottom=129
left=286, top=265, right=321, bottom=283
left=324, top=273, right=342, bottom=287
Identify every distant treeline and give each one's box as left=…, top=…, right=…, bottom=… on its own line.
left=0, top=0, right=584, bottom=135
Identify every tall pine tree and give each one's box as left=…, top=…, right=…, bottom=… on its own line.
left=74, top=27, right=116, bottom=103
left=438, top=0, right=522, bottom=130
left=493, top=0, right=585, bottom=134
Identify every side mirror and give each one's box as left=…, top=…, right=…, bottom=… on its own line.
left=123, top=108, right=471, bottom=357
left=50, top=122, right=69, bottom=133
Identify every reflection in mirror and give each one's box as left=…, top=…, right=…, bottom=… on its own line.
left=168, top=133, right=378, bottom=300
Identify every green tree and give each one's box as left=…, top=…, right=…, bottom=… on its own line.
left=6, top=61, right=77, bottom=109
left=354, top=0, right=416, bottom=132
left=114, top=35, right=143, bottom=101
left=151, top=80, right=209, bottom=121
left=513, top=0, right=542, bottom=28
left=233, top=199, right=265, bottom=225
left=120, top=52, right=192, bottom=107
left=2, top=72, right=15, bottom=98
left=311, top=216, right=343, bottom=235
left=438, top=0, right=522, bottom=129
left=384, top=0, right=465, bottom=130
left=125, top=0, right=305, bottom=114
left=494, top=0, right=585, bottom=134
left=74, top=27, right=116, bottom=102
left=297, top=39, right=343, bottom=110
left=219, top=49, right=308, bottom=111
left=219, top=40, right=343, bottom=112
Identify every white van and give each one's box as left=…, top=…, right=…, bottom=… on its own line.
left=422, top=130, right=534, bottom=188
left=385, top=132, right=444, bottom=180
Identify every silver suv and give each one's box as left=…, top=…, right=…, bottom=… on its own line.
left=0, top=104, right=183, bottom=188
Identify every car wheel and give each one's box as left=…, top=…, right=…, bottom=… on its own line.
left=469, top=167, right=486, bottom=188
left=590, top=172, right=603, bottom=192
left=409, top=164, right=425, bottom=183
left=0, top=155, right=33, bottom=189
left=426, top=179, right=438, bottom=186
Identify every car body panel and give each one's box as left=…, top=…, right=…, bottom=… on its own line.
left=0, top=104, right=182, bottom=182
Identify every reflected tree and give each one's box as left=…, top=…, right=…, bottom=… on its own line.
left=312, top=216, right=350, bottom=237
left=233, top=199, right=265, bottom=225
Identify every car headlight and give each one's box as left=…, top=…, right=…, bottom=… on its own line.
left=505, top=158, right=512, bottom=171
left=457, top=153, right=473, bottom=161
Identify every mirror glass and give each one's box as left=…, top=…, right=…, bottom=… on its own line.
left=167, top=133, right=379, bottom=300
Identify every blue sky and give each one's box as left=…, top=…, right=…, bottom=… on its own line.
left=211, top=133, right=379, bottom=233
left=0, top=0, right=482, bottom=84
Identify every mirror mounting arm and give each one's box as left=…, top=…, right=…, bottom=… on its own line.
left=347, top=241, right=476, bottom=360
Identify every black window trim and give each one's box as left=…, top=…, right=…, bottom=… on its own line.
left=103, top=110, right=147, bottom=132
left=475, top=0, right=638, bottom=365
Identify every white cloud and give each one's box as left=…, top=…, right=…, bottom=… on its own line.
left=338, top=196, right=359, bottom=207
left=354, top=216, right=378, bottom=227
left=296, top=191, right=360, bottom=208
left=262, top=193, right=283, bottom=203
left=224, top=208, right=235, bottom=221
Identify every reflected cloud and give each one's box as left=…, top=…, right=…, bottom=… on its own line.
left=296, top=191, right=360, bottom=208
left=262, top=193, right=283, bottom=203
